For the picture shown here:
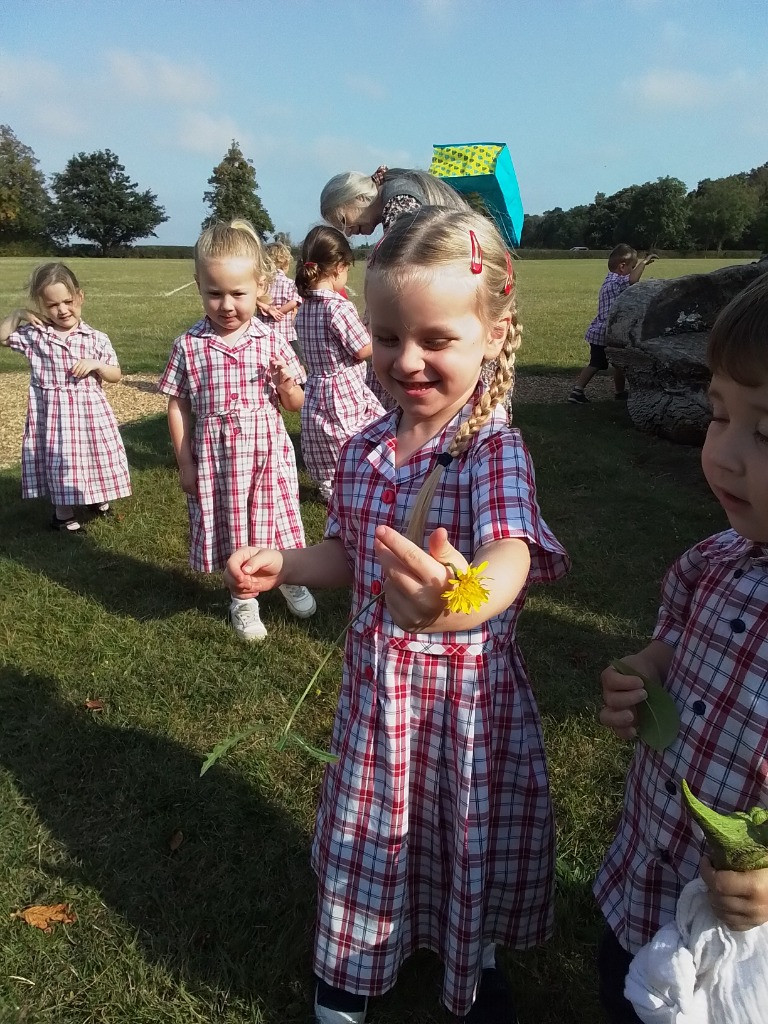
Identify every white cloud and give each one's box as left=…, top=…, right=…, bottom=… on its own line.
left=625, top=66, right=768, bottom=112
left=175, top=111, right=255, bottom=157
left=106, top=50, right=217, bottom=105
left=343, top=74, right=387, bottom=102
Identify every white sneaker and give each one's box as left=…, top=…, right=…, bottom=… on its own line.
left=279, top=584, right=317, bottom=618
left=229, top=599, right=268, bottom=641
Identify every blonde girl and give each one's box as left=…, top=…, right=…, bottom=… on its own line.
left=158, top=219, right=316, bottom=641
left=225, top=208, right=569, bottom=1022
left=0, top=262, right=131, bottom=532
left=294, top=225, right=384, bottom=502
left=257, top=241, right=303, bottom=358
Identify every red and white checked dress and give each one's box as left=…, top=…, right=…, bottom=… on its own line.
left=257, top=269, right=303, bottom=352
left=595, top=529, right=768, bottom=955
left=296, top=289, right=384, bottom=491
left=8, top=321, right=131, bottom=505
left=313, top=399, right=570, bottom=1016
left=158, top=317, right=307, bottom=573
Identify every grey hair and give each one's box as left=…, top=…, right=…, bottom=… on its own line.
left=320, top=168, right=468, bottom=228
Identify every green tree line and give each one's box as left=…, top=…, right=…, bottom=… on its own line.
left=0, top=127, right=274, bottom=255
left=521, top=168, right=768, bottom=252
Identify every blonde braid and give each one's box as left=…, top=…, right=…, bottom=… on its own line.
left=404, top=321, right=520, bottom=543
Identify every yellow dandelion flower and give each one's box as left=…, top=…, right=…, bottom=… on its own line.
left=441, top=561, right=492, bottom=614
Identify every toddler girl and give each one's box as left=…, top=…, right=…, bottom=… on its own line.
left=159, top=219, right=316, bottom=640
left=257, top=241, right=303, bottom=359
left=0, top=262, right=131, bottom=532
left=225, top=208, right=569, bottom=1021
left=294, top=226, right=384, bottom=502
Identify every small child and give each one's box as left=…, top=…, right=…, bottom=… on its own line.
left=257, top=241, right=303, bottom=359
left=225, top=208, right=569, bottom=1022
left=0, top=262, right=131, bottom=532
left=594, top=271, right=768, bottom=1023
left=294, top=226, right=384, bottom=502
left=569, top=244, right=657, bottom=404
left=159, top=219, right=316, bottom=641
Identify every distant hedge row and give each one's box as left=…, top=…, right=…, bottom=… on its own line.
left=0, top=241, right=195, bottom=259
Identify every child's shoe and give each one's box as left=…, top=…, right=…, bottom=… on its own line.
left=279, top=584, right=317, bottom=618
left=229, top=598, right=268, bottom=641
left=88, top=502, right=112, bottom=516
left=568, top=388, right=590, bottom=404
left=314, top=980, right=367, bottom=1024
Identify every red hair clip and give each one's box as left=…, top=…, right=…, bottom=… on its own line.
left=503, top=251, right=514, bottom=295
left=469, top=231, right=483, bottom=274
left=303, top=261, right=317, bottom=269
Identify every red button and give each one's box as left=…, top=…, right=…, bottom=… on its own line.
left=371, top=580, right=382, bottom=595
left=363, top=666, right=374, bottom=681
left=382, top=488, right=395, bottom=504
left=230, top=392, right=239, bottom=400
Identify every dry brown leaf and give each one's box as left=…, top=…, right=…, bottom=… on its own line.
left=84, top=698, right=104, bottom=711
left=11, top=903, right=77, bottom=933
left=168, top=829, right=184, bottom=852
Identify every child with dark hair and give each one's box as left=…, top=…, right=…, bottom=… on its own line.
left=569, top=244, right=656, bottom=404
left=595, top=271, right=768, bottom=1022
left=295, top=225, right=384, bottom=502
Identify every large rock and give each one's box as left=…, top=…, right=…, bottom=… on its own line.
left=605, top=262, right=768, bottom=445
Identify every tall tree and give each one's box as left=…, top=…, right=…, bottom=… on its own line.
left=50, top=150, right=167, bottom=255
left=688, top=176, right=758, bottom=252
left=202, top=141, right=274, bottom=238
left=0, top=125, right=51, bottom=241
left=623, top=177, right=689, bottom=249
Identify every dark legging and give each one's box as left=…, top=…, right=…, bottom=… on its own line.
left=597, top=926, right=643, bottom=1024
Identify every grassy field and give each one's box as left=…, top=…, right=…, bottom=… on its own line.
left=0, top=257, right=732, bottom=1023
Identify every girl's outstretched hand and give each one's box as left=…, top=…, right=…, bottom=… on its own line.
left=224, top=546, right=284, bottom=599
left=599, top=655, right=655, bottom=740
left=701, top=855, right=768, bottom=931
left=71, top=358, right=100, bottom=379
left=374, top=525, right=464, bottom=632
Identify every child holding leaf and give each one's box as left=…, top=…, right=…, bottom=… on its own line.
left=225, top=208, right=569, bottom=1023
left=595, top=271, right=768, bottom=1024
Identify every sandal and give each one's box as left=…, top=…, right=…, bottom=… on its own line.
left=87, top=503, right=112, bottom=516
left=50, top=513, right=82, bottom=533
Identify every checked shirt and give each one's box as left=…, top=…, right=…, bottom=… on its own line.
left=296, top=289, right=384, bottom=492
left=8, top=321, right=131, bottom=505
left=258, top=269, right=303, bottom=352
left=312, top=398, right=569, bottom=1016
left=595, top=529, right=768, bottom=955
left=585, top=272, right=631, bottom=346
left=158, top=316, right=306, bottom=572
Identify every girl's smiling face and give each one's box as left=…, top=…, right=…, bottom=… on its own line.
left=196, top=257, right=261, bottom=336
left=40, top=283, right=83, bottom=331
left=367, top=268, right=508, bottom=433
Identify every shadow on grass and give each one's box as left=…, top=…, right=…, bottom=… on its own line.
left=121, top=413, right=176, bottom=471
left=1, top=668, right=316, bottom=1020
left=0, top=472, right=218, bottom=622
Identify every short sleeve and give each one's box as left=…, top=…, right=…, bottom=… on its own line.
left=651, top=535, right=721, bottom=648
left=158, top=339, right=190, bottom=399
left=94, top=331, right=120, bottom=367
left=331, top=302, right=370, bottom=358
left=322, top=436, right=358, bottom=571
left=7, top=327, right=32, bottom=355
left=471, top=430, right=569, bottom=584
left=381, top=194, right=422, bottom=232
left=275, top=336, right=306, bottom=385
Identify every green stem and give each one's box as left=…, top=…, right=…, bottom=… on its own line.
left=275, top=592, right=383, bottom=750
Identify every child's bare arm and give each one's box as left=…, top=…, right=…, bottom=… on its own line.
left=71, top=360, right=122, bottom=382
left=167, top=396, right=197, bottom=495
left=225, top=539, right=353, bottom=597
left=629, top=254, right=658, bottom=284
left=276, top=299, right=299, bottom=316
left=0, top=308, right=42, bottom=345
left=270, top=358, right=304, bottom=412
left=599, top=640, right=675, bottom=739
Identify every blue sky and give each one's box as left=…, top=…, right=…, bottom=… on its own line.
left=2, top=0, right=767, bottom=245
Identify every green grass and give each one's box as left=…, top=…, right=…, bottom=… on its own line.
left=0, top=257, right=731, bottom=1023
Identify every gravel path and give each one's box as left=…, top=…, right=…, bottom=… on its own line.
left=0, top=370, right=613, bottom=468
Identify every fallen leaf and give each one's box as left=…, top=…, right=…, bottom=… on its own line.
left=168, top=829, right=184, bottom=852
left=84, top=698, right=104, bottom=711
left=11, top=903, right=77, bottom=933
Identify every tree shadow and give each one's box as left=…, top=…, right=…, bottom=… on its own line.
left=1, top=668, right=317, bottom=1020
left=120, top=414, right=176, bottom=471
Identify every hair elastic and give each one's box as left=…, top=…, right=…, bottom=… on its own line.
left=303, top=261, right=317, bottom=269
left=503, top=251, right=514, bottom=295
left=469, top=231, right=483, bottom=274
left=437, top=452, right=455, bottom=467
left=371, top=165, right=389, bottom=186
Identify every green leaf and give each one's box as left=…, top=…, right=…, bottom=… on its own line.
left=281, top=732, right=338, bottom=764
left=611, top=659, right=680, bottom=752
left=199, top=724, right=266, bottom=776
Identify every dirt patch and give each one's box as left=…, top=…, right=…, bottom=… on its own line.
left=0, top=370, right=612, bottom=469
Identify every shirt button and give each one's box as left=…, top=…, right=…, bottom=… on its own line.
left=733, top=569, right=744, bottom=579
left=664, top=780, right=677, bottom=795
left=230, top=392, right=239, bottom=400
left=382, top=488, right=395, bottom=504
left=659, top=849, right=672, bottom=864
left=363, top=666, right=374, bottom=682
left=371, top=580, right=382, bottom=596
left=692, top=700, right=706, bottom=715
left=730, top=617, right=746, bottom=633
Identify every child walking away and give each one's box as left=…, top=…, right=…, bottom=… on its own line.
left=159, top=219, right=316, bottom=641
left=225, top=208, right=569, bottom=1022
left=257, top=241, right=303, bottom=359
left=0, top=263, right=131, bottom=532
left=294, top=226, right=384, bottom=502
left=594, top=271, right=768, bottom=1024
left=569, top=244, right=657, bottom=404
